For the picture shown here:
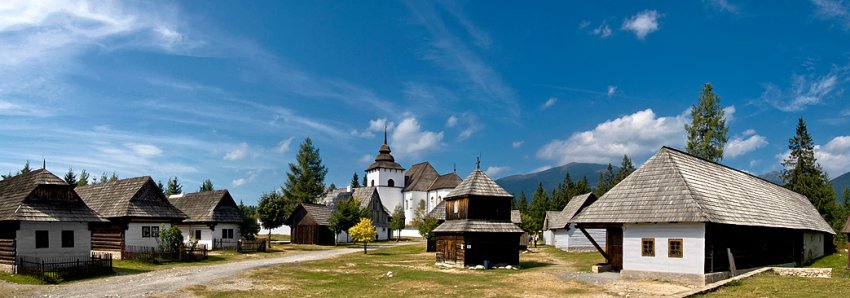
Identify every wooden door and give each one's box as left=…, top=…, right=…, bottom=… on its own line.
left=607, top=228, right=623, bottom=270
left=445, top=238, right=456, bottom=262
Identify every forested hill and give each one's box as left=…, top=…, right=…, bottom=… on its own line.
left=495, top=162, right=615, bottom=197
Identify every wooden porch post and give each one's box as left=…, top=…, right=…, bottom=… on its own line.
left=579, top=227, right=609, bottom=261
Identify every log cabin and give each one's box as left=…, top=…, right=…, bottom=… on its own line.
left=0, top=169, right=103, bottom=273
left=289, top=202, right=335, bottom=245
left=433, top=162, right=524, bottom=268
left=542, top=193, right=607, bottom=251
left=76, top=177, right=188, bottom=258
left=572, top=147, right=835, bottom=285
left=168, top=190, right=244, bottom=249
left=427, top=201, right=526, bottom=252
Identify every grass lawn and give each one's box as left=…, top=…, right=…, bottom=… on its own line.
left=0, top=273, right=44, bottom=285
left=538, top=245, right=605, bottom=272
left=260, top=234, right=290, bottom=241
left=185, top=243, right=604, bottom=297
left=702, top=253, right=850, bottom=297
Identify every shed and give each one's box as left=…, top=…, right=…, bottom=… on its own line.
left=542, top=193, right=606, bottom=251
left=288, top=203, right=335, bottom=245
left=168, top=190, right=244, bottom=249
left=843, top=217, right=850, bottom=269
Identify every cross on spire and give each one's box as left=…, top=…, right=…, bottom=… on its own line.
left=476, top=156, right=480, bottom=170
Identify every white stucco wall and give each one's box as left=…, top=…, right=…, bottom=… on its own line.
left=336, top=225, right=390, bottom=243
left=16, top=221, right=92, bottom=259
left=176, top=223, right=241, bottom=249
left=366, top=168, right=405, bottom=188
left=403, top=190, right=426, bottom=224
left=803, top=231, right=825, bottom=263
left=125, top=222, right=171, bottom=248
left=425, top=188, right=452, bottom=212
left=542, top=230, right=555, bottom=245
left=377, top=187, right=403, bottom=222
left=623, top=223, right=706, bottom=275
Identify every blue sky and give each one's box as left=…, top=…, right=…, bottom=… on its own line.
left=2, top=0, right=850, bottom=205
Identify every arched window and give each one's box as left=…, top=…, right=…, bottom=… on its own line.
left=388, top=179, right=395, bottom=187
left=370, top=180, right=375, bottom=187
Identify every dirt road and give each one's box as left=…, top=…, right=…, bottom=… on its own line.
left=8, top=245, right=391, bottom=298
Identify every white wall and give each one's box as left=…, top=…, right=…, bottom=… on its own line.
left=336, top=225, right=390, bottom=243
left=803, top=231, right=825, bottom=263
left=125, top=222, right=171, bottom=248
left=366, top=168, right=404, bottom=188
left=258, top=221, right=290, bottom=235
left=623, top=223, right=705, bottom=275
left=377, top=187, right=403, bottom=222
left=425, top=188, right=452, bottom=212
left=542, top=230, right=555, bottom=245
left=403, top=190, right=426, bottom=225
left=176, top=223, right=240, bottom=249
left=17, top=221, right=91, bottom=259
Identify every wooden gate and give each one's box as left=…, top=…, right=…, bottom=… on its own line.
left=607, top=227, right=623, bottom=270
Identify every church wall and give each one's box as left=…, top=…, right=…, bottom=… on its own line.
left=366, top=168, right=404, bottom=188
left=426, top=188, right=453, bottom=212
left=404, top=190, right=427, bottom=225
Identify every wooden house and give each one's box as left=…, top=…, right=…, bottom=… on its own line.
left=542, top=193, right=606, bottom=251
left=289, top=202, right=335, bottom=245
left=168, top=190, right=244, bottom=249
left=433, top=165, right=524, bottom=268
left=76, top=176, right=188, bottom=257
left=427, top=202, right=526, bottom=252
left=0, top=169, right=103, bottom=273
left=572, top=147, right=835, bottom=285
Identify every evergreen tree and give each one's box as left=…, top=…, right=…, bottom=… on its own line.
left=685, top=83, right=729, bottom=162
left=200, top=179, right=214, bottom=192
left=166, top=176, right=183, bottom=196
left=327, top=183, right=337, bottom=192
left=614, top=155, right=635, bottom=184
left=843, top=187, right=850, bottom=211
left=517, top=191, right=528, bottom=213
left=551, top=173, right=574, bottom=211
left=156, top=180, right=165, bottom=195
left=389, top=205, right=406, bottom=241
left=63, top=167, right=77, bottom=186
left=257, top=191, right=287, bottom=246
left=594, top=164, right=616, bottom=197
left=527, top=183, right=550, bottom=232
left=77, top=170, right=90, bottom=187
left=109, top=171, right=118, bottom=183
left=351, top=172, right=361, bottom=188
left=574, top=176, right=591, bottom=196
left=282, top=137, right=328, bottom=204
left=20, top=161, right=32, bottom=175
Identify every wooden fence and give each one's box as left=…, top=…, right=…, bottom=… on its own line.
left=123, top=244, right=208, bottom=263
left=213, top=239, right=239, bottom=250
left=237, top=239, right=268, bottom=253
left=17, top=252, right=112, bottom=281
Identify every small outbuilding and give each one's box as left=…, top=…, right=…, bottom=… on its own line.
left=168, top=190, right=244, bottom=249
left=433, top=164, right=524, bottom=268
left=288, top=202, right=335, bottom=245
left=572, top=147, right=835, bottom=285
left=843, top=218, right=850, bottom=269
left=542, top=193, right=606, bottom=251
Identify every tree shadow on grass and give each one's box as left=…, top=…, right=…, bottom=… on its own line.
left=520, top=261, right=553, bottom=270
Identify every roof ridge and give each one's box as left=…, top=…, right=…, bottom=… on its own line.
left=664, top=149, right=711, bottom=222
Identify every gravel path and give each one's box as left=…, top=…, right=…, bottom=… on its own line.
left=20, top=245, right=398, bottom=298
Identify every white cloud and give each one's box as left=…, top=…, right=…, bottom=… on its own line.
left=578, top=20, right=591, bottom=29
left=776, top=135, right=850, bottom=177
left=592, top=22, right=612, bottom=38
left=537, top=109, right=687, bottom=165
left=391, top=117, right=444, bottom=157
left=512, top=141, right=524, bottom=148
left=622, top=10, right=662, bottom=39
left=723, top=105, right=736, bottom=123
left=224, top=143, right=250, bottom=161
left=530, top=165, right=553, bottom=173
left=707, top=0, right=740, bottom=14
left=456, top=113, right=482, bottom=141
left=812, top=0, right=850, bottom=29
left=760, top=68, right=844, bottom=112
left=446, top=115, right=458, bottom=127
left=484, top=166, right=510, bottom=178
left=607, top=86, right=617, bottom=96
left=274, top=137, right=294, bottom=153
left=725, top=131, right=768, bottom=158
left=231, top=178, right=248, bottom=187
left=542, top=97, right=557, bottom=110
left=352, top=118, right=395, bottom=139
left=125, top=143, right=162, bottom=157
left=358, top=154, right=373, bottom=164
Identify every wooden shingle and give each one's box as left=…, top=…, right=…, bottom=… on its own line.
left=75, top=176, right=187, bottom=220
left=0, top=169, right=103, bottom=222
left=445, top=169, right=513, bottom=199
left=168, top=190, right=243, bottom=224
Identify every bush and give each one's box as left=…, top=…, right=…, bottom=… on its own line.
left=160, top=225, right=184, bottom=252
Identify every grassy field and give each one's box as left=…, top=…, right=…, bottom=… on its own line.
left=702, top=253, right=850, bottom=297
left=186, top=244, right=604, bottom=297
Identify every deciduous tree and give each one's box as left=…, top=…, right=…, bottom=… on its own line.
left=390, top=205, right=406, bottom=241
left=349, top=218, right=377, bottom=254
left=238, top=201, right=260, bottom=240
left=257, top=191, right=287, bottom=247
left=329, top=197, right=366, bottom=244
left=685, top=83, right=728, bottom=162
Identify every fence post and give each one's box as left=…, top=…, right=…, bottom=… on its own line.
left=41, top=260, right=44, bottom=280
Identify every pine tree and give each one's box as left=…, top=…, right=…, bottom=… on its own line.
left=574, top=176, right=591, bottom=196
left=109, top=171, right=118, bottom=183
left=843, top=187, right=850, bottom=211
left=594, top=164, right=616, bottom=197
left=614, top=155, right=635, bottom=184
left=199, top=179, right=214, bottom=192
left=156, top=180, right=165, bottom=195
left=551, top=173, right=574, bottom=211
left=20, top=161, right=32, bottom=175
left=166, top=177, right=183, bottom=196
left=282, top=138, right=328, bottom=204
left=685, top=83, right=729, bottom=162
left=351, top=172, right=361, bottom=188
left=77, top=170, right=90, bottom=187
left=528, top=183, right=550, bottom=232
left=517, top=191, right=528, bottom=213
left=64, top=167, right=77, bottom=186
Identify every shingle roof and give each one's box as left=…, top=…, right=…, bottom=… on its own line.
left=75, top=176, right=187, bottom=220
left=843, top=216, right=850, bottom=234
left=403, top=162, right=440, bottom=192
left=433, top=219, right=524, bottom=233
left=545, top=193, right=597, bottom=230
left=573, top=147, right=834, bottom=234
left=428, top=172, right=462, bottom=191
left=428, top=200, right=446, bottom=220
left=300, top=202, right=333, bottom=226
left=366, top=138, right=404, bottom=171
left=543, top=211, right=562, bottom=230
left=445, top=169, right=513, bottom=199
left=0, top=169, right=103, bottom=222
left=318, top=189, right=352, bottom=208
left=168, top=190, right=243, bottom=223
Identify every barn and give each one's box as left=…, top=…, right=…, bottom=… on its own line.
left=542, top=193, right=606, bottom=251
left=433, top=165, right=524, bottom=268
left=572, top=147, right=835, bottom=285
left=289, top=202, right=335, bottom=245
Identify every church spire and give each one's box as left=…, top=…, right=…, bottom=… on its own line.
left=383, top=123, right=387, bottom=145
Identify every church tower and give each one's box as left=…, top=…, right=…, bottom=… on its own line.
left=365, top=128, right=405, bottom=213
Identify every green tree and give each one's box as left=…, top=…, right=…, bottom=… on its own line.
left=527, top=183, right=550, bottom=233
left=282, top=138, right=328, bottom=205
left=417, top=216, right=440, bottom=244
left=411, top=200, right=427, bottom=226
left=843, top=187, right=850, bottom=211
left=257, top=191, right=287, bottom=247
left=614, top=155, right=635, bottom=184
left=329, top=197, right=366, bottom=244
left=327, top=183, right=337, bottom=192
left=685, top=83, right=729, bottom=162
left=109, top=172, right=118, bottom=182
left=159, top=225, right=184, bottom=252
left=156, top=180, right=165, bottom=195
left=238, top=201, right=260, bottom=240
left=77, top=170, right=90, bottom=187
left=63, top=167, right=77, bottom=186
left=20, top=161, right=32, bottom=175
left=574, top=176, right=591, bottom=196
left=350, top=172, right=361, bottom=188
left=594, top=164, right=616, bottom=197
left=96, top=172, right=108, bottom=184
left=551, top=173, right=574, bottom=211
left=389, top=205, right=406, bottom=242
left=517, top=191, right=528, bottom=214
left=200, top=179, right=214, bottom=192
left=166, top=176, right=182, bottom=196
left=349, top=218, right=377, bottom=254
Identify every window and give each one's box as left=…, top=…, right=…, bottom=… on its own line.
left=195, top=230, right=202, bottom=240
left=61, top=230, right=74, bottom=248
left=370, top=180, right=375, bottom=186
left=151, top=226, right=160, bottom=238
left=35, top=230, right=49, bottom=249
left=641, top=238, right=655, bottom=257
left=453, top=200, right=459, bottom=214
left=387, top=179, right=395, bottom=187
left=222, top=229, right=234, bottom=239
left=668, top=239, right=683, bottom=258
left=142, top=226, right=151, bottom=238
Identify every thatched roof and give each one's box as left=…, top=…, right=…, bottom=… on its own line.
left=428, top=172, right=462, bottom=191
left=299, top=202, right=333, bottom=226
left=168, top=190, right=243, bottom=224
left=544, top=193, right=597, bottom=230
left=433, top=219, right=524, bottom=233
left=573, top=147, right=834, bottom=234
left=404, top=162, right=439, bottom=192
left=445, top=169, right=512, bottom=199
left=76, top=176, right=187, bottom=220
left=0, top=169, right=103, bottom=222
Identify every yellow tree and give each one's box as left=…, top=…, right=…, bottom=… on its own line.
left=349, top=218, right=377, bottom=254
